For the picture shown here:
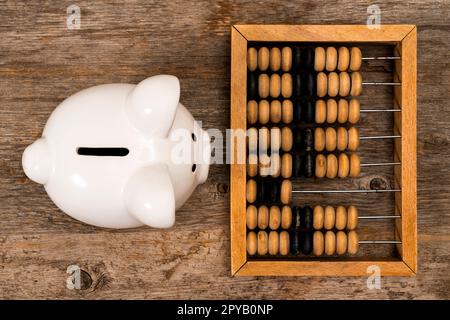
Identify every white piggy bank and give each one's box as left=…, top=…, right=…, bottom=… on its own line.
left=22, top=75, right=210, bottom=229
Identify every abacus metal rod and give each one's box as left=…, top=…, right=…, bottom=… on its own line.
left=292, top=189, right=401, bottom=194
left=360, top=109, right=401, bottom=112
left=359, top=240, right=402, bottom=244
left=362, top=82, right=401, bottom=86
left=360, top=135, right=401, bottom=140
left=360, top=162, right=401, bottom=167
left=359, top=215, right=401, bottom=219
left=362, top=56, right=401, bottom=60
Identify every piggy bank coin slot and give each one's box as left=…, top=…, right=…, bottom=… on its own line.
left=76, top=147, right=129, bottom=157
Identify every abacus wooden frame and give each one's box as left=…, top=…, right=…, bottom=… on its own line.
left=230, top=25, right=417, bottom=276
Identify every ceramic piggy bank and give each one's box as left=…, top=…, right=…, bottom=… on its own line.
left=22, top=75, right=210, bottom=229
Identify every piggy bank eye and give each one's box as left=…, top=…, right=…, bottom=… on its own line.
left=191, top=133, right=197, bottom=142
left=191, top=164, right=197, bottom=173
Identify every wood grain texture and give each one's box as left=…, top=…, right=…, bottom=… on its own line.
left=0, top=0, right=449, bottom=299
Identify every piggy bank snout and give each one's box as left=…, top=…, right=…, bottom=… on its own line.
left=22, top=138, right=51, bottom=185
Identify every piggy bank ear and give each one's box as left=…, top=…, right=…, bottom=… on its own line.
left=124, top=164, right=175, bottom=228
left=126, top=75, right=180, bottom=137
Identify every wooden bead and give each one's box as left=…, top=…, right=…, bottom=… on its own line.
left=269, top=181, right=280, bottom=203
left=270, top=100, right=282, bottom=124
left=268, top=231, right=279, bottom=255
left=303, top=153, right=314, bottom=178
left=337, top=99, right=349, bottom=124
left=246, top=179, right=257, bottom=203
left=326, top=99, right=338, bottom=123
left=281, top=47, right=292, bottom=72
left=313, top=231, right=324, bottom=256
left=349, top=153, right=361, bottom=178
left=281, top=206, right=292, bottom=229
left=258, top=100, right=270, bottom=124
left=301, top=206, right=314, bottom=231
left=247, top=127, right=258, bottom=152
left=350, top=47, right=362, bottom=71
left=270, top=47, right=281, bottom=71
left=314, top=127, right=326, bottom=152
left=282, top=100, right=293, bottom=123
left=258, top=205, right=269, bottom=229
left=336, top=230, right=347, bottom=255
left=293, top=74, right=301, bottom=98
left=246, top=231, right=257, bottom=255
left=314, top=47, right=326, bottom=71
left=347, top=127, right=360, bottom=151
left=258, top=47, right=270, bottom=71
left=313, top=205, right=324, bottom=230
left=326, top=47, right=338, bottom=71
left=290, top=230, right=300, bottom=255
left=303, top=101, right=315, bottom=123
left=347, top=230, right=359, bottom=255
left=257, top=231, right=268, bottom=255
left=279, top=231, right=290, bottom=255
left=259, top=153, right=270, bottom=177
left=350, top=71, right=362, bottom=96
left=270, top=153, right=281, bottom=177
left=247, top=153, right=258, bottom=177
left=281, top=126, right=293, bottom=152
left=269, top=206, right=281, bottom=230
left=337, top=127, right=348, bottom=151
left=315, top=100, right=326, bottom=124
left=247, top=47, right=258, bottom=72
left=316, top=72, right=327, bottom=98
left=338, top=153, right=350, bottom=178
left=326, top=154, right=338, bottom=179
left=327, top=72, right=339, bottom=97
left=335, top=206, right=347, bottom=230
left=303, top=47, right=315, bottom=69
left=248, top=73, right=257, bottom=99
left=270, top=74, right=281, bottom=98
left=291, top=206, right=301, bottom=229
left=270, top=127, right=281, bottom=151
left=259, top=127, right=271, bottom=152
left=292, top=153, right=302, bottom=178
left=324, top=206, right=335, bottom=230
left=246, top=205, right=258, bottom=230
left=281, top=153, right=292, bottom=178
left=305, top=73, right=315, bottom=97
left=315, top=154, right=327, bottom=178
left=338, top=46, right=350, bottom=71
left=325, top=127, right=337, bottom=152
left=258, top=73, right=270, bottom=98
left=339, top=71, right=351, bottom=96
left=300, top=232, right=313, bottom=254
left=257, top=180, right=269, bottom=202
left=247, top=100, right=258, bottom=124
left=348, top=98, right=361, bottom=124
left=281, top=73, right=293, bottom=98
left=347, top=205, right=359, bottom=230
left=280, top=180, right=292, bottom=204
left=324, top=230, right=336, bottom=256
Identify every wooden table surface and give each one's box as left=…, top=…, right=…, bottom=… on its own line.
left=1, top=0, right=449, bottom=299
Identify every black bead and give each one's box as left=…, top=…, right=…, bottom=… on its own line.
left=292, top=153, right=303, bottom=177
left=293, top=74, right=302, bottom=98
left=303, top=100, right=315, bottom=123
left=257, top=180, right=267, bottom=202
left=303, top=152, right=314, bottom=178
left=292, top=206, right=301, bottom=229
left=269, top=180, right=280, bottom=203
left=247, top=72, right=257, bottom=100
left=301, top=206, right=314, bottom=231
left=290, top=229, right=301, bottom=255
left=306, top=72, right=316, bottom=97
left=293, top=127, right=303, bottom=150
left=292, top=46, right=302, bottom=72
left=303, top=128, right=314, bottom=151
left=300, top=231, right=313, bottom=255
left=302, top=47, right=315, bottom=70
left=294, top=100, right=302, bottom=123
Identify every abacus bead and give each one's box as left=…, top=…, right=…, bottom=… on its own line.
left=293, top=127, right=302, bottom=149
left=281, top=73, right=293, bottom=98
left=270, top=100, right=282, bottom=123
left=347, top=127, right=360, bottom=151
left=246, top=179, right=257, bottom=203
left=270, top=153, right=281, bottom=177
left=281, top=127, right=293, bottom=152
left=292, top=153, right=302, bottom=177
left=314, top=47, right=326, bottom=71
left=339, top=72, right=351, bottom=97
left=338, top=153, right=350, bottom=178
left=336, top=231, right=347, bottom=255
left=259, top=153, right=270, bottom=177
left=247, top=127, right=258, bottom=152
left=259, top=127, right=271, bottom=152
left=247, top=153, right=258, bottom=177
left=270, top=74, right=281, bottom=98
left=247, top=231, right=257, bottom=255
left=258, top=74, right=270, bottom=98
left=257, top=231, right=269, bottom=255
left=304, top=100, right=315, bottom=123
left=258, top=100, right=270, bottom=124
left=326, top=47, right=338, bottom=71
left=248, top=73, right=257, bottom=99
left=292, top=206, right=301, bottom=229
left=294, top=100, right=302, bottom=123
left=313, top=231, right=325, bottom=256
left=290, top=230, right=301, bottom=255
left=316, top=72, right=328, bottom=97
left=247, top=100, right=258, bottom=124
left=303, top=152, right=314, bottom=178
left=315, top=100, right=327, bottom=124
left=269, top=206, right=281, bottom=230
left=328, top=72, right=339, bottom=97
left=338, top=46, right=350, bottom=71
left=350, top=47, right=362, bottom=71
left=257, top=180, right=268, bottom=202
left=268, top=231, right=279, bottom=255
left=337, top=98, right=349, bottom=124
left=325, top=127, right=337, bottom=152
left=271, top=127, right=281, bottom=151
left=282, top=100, right=293, bottom=123
left=337, top=127, right=348, bottom=151
left=301, top=206, right=314, bottom=231
left=293, top=74, right=302, bottom=97
left=326, top=99, right=338, bottom=124
left=303, top=47, right=315, bottom=70
left=313, top=205, right=325, bottom=230
left=350, top=72, right=362, bottom=96
left=280, top=180, right=292, bottom=204
left=247, top=47, right=258, bottom=71
left=324, top=206, right=335, bottom=230
left=347, top=205, right=359, bottom=230
left=335, top=206, right=347, bottom=230
left=281, top=153, right=292, bottom=178
left=326, top=154, right=338, bottom=179
left=246, top=205, right=258, bottom=230
left=306, top=73, right=316, bottom=97
left=258, top=205, right=269, bottom=229
left=324, top=230, right=336, bottom=256
left=314, top=127, right=326, bottom=152
left=270, top=47, right=281, bottom=71
left=279, top=231, right=290, bottom=255
left=349, top=153, right=361, bottom=177
left=269, top=181, right=280, bottom=203
left=315, top=154, right=327, bottom=178
left=281, top=206, right=292, bottom=229
left=281, top=47, right=292, bottom=72
left=303, top=128, right=314, bottom=151
left=300, top=231, right=313, bottom=255
left=348, top=98, right=361, bottom=124
left=347, top=230, right=359, bottom=255
left=258, top=47, right=270, bottom=71
left=292, top=46, right=302, bottom=71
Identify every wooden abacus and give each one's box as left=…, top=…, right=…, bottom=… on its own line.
left=230, top=25, right=417, bottom=276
